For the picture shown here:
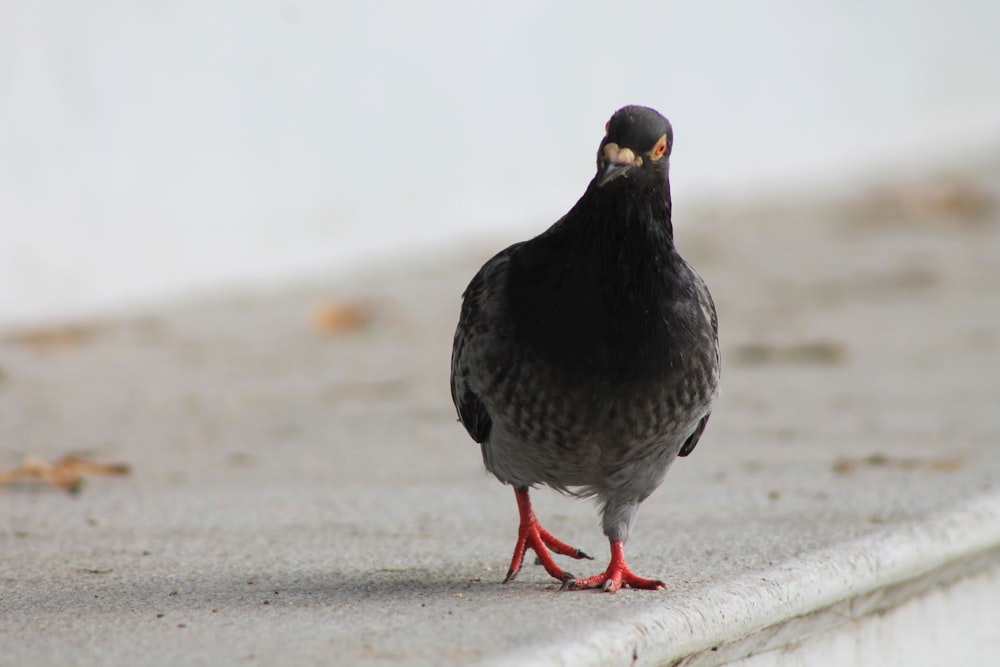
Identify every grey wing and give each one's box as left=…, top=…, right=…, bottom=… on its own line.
left=452, top=384, right=492, bottom=444
left=449, top=243, right=521, bottom=445
left=678, top=413, right=710, bottom=457
left=451, top=315, right=492, bottom=444
left=678, top=266, right=720, bottom=459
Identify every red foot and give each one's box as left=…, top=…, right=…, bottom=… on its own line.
left=503, top=487, right=593, bottom=584
left=564, top=540, right=666, bottom=593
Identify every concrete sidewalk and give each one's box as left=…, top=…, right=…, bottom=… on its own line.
left=2, top=173, right=1000, bottom=666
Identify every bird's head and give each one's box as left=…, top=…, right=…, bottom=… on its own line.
left=595, top=105, right=673, bottom=189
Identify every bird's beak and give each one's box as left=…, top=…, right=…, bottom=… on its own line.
left=596, top=143, right=639, bottom=187
left=596, top=161, right=635, bottom=187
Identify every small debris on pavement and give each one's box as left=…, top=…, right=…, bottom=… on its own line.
left=832, top=454, right=962, bottom=475
left=0, top=454, right=131, bottom=494
left=311, top=300, right=371, bottom=336
left=2, top=322, right=105, bottom=350
left=226, top=451, right=255, bottom=468
left=853, top=178, right=997, bottom=225
left=729, top=340, right=847, bottom=366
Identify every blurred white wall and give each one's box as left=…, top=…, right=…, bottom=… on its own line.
left=2, top=1, right=1000, bottom=325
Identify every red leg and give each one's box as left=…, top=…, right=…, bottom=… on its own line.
left=503, top=487, right=592, bottom=584
left=565, top=540, right=666, bottom=593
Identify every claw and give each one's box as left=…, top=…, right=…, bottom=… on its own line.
left=537, top=550, right=591, bottom=565
left=504, top=488, right=590, bottom=584
left=536, top=554, right=590, bottom=566
left=564, top=540, right=666, bottom=593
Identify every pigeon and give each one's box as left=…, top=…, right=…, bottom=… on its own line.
left=450, top=105, right=720, bottom=592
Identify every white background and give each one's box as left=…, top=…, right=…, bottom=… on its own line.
left=3, top=1, right=1000, bottom=325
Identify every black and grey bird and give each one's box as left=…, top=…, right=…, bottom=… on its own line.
left=450, top=105, right=720, bottom=592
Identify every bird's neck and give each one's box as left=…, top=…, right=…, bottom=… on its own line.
left=575, top=179, right=674, bottom=249
left=518, top=177, right=679, bottom=291
left=505, top=179, right=682, bottom=384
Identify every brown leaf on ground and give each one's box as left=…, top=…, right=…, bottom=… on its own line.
left=311, top=300, right=372, bottom=336
left=2, top=323, right=104, bottom=350
left=0, top=454, right=131, bottom=494
left=832, top=454, right=962, bottom=476
left=729, top=340, right=847, bottom=366
left=850, top=179, right=997, bottom=226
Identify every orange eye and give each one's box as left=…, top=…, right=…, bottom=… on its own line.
left=655, top=139, right=667, bottom=157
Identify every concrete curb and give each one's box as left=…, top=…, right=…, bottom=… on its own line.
left=489, top=491, right=1000, bottom=666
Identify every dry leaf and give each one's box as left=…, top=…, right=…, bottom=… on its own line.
left=2, top=323, right=104, bottom=350
left=832, top=454, right=961, bottom=476
left=0, top=454, right=131, bottom=494
left=851, top=179, right=997, bottom=226
left=730, top=340, right=847, bottom=366
left=311, top=300, right=371, bottom=336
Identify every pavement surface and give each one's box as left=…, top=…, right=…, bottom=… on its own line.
left=2, top=171, right=1000, bottom=666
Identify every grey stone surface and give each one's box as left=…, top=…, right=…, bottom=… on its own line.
left=2, top=174, right=1000, bottom=666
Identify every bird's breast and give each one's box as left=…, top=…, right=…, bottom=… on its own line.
left=508, top=267, right=695, bottom=386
